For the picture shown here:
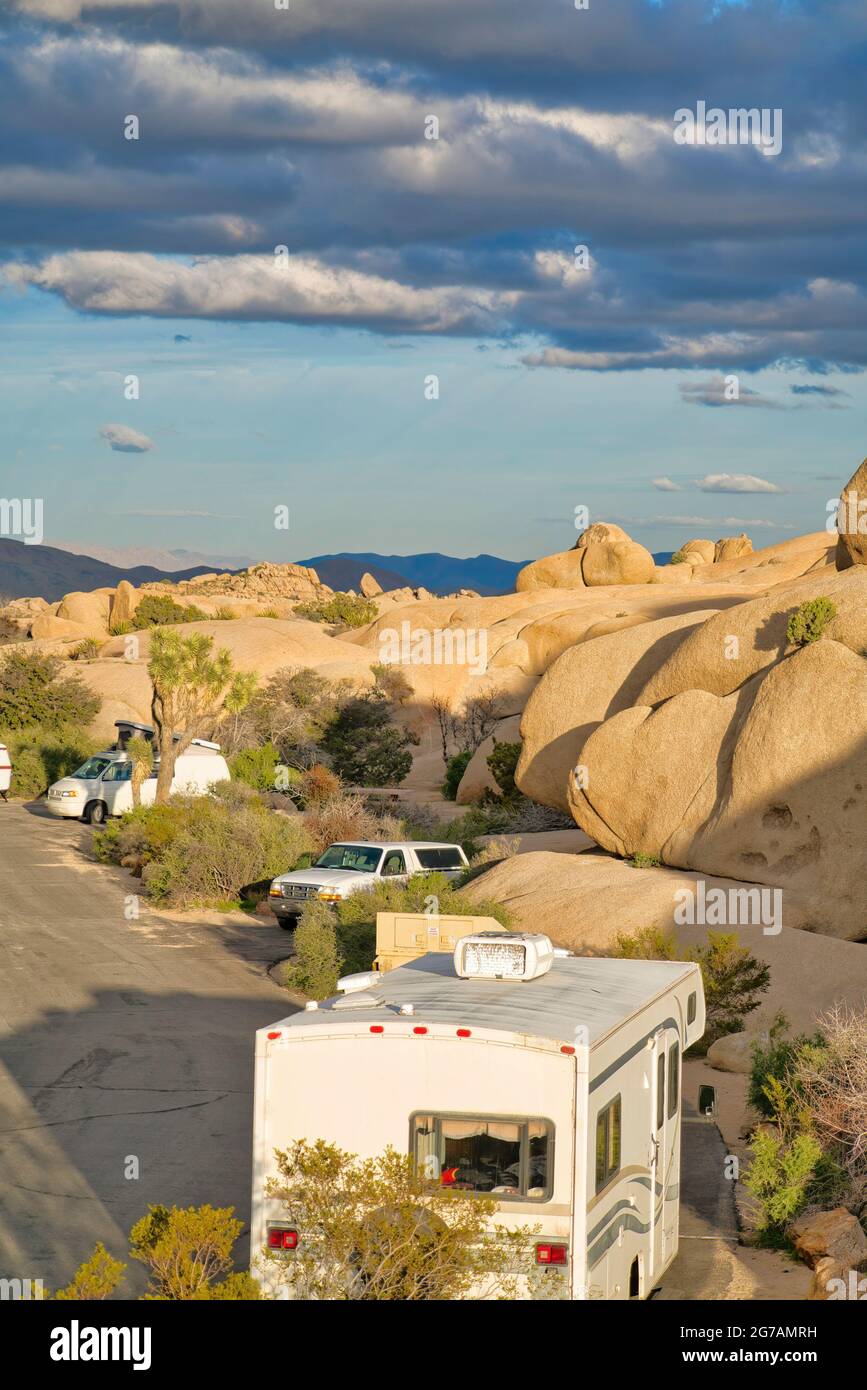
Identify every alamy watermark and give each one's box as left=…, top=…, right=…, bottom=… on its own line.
left=827, top=492, right=867, bottom=534
left=378, top=621, right=488, bottom=676
left=674, top=881, right=782, bottom=936
left=0, top=497, right=43, bottom=545
left=673, top=102, right=783, bottom=158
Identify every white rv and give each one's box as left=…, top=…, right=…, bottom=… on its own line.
left=46, top=721, right=229, bottom=824
left=0, top=742, right=10, bottom=801
left=251, top=931, right=705, bottom=1300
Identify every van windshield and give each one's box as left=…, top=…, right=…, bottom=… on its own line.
left=71, top=756, right=114, bottom=779
left=314, top=845, right=383, bottom=873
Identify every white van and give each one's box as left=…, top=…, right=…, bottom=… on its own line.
left=46, top=739, right=230, bottom=824
left=0, top=742, right=10, bottom=801
left=251, top=931, right=705, bottom=1300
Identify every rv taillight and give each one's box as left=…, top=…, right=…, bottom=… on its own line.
left=267, top=1227, right=298, bottom=1251
left=535, top=1242, right=568, bottom=1266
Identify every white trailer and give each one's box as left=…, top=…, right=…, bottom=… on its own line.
left=251, top=932, right=705, bottom=1300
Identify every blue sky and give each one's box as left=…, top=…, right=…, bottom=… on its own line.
left=1, top=1, right=865, bottom=565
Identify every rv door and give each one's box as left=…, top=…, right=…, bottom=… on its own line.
left=648, top=1023, right=680, bottom=1282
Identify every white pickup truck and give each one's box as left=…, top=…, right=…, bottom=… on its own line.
left=268, top=840, right=469, bottom=929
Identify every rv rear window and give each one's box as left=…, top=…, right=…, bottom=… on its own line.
left=595, top=1097, right=621, bottom=1193
left=414, top=848, right=465, bottom=870
left=411, top=1113, right=552, bottom=1201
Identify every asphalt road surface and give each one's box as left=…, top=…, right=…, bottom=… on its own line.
left=0, top=803, right=296, bottom=1295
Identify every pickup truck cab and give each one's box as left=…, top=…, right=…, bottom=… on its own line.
left=268, top=840, right=469, bottom=929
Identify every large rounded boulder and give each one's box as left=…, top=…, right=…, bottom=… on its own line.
left=835, top=457, right=867, bottom=568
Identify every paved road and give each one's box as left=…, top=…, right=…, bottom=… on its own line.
left=656, top=1088, right=739, bottom=1299
left=0, top=803, right=295, bottom=1294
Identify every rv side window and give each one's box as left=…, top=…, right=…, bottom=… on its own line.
left=656, top=1054, right=665, bottom=1131
left=687, top=992, right=697, bottom=1025
left=411, top=1113, right=552, bottom=1201
left=595, top=1097, right=621, bottom=1192
left=667, top=1043, right=680, bottom=1120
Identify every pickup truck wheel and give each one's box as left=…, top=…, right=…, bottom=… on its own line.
left=278, top=920, right=296, bottom=932
left=88, top=801, right=108, bottom=826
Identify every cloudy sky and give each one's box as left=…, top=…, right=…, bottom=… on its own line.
left=1, top=0, right=864, bottom=564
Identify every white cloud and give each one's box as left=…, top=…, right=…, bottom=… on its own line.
left=696, top=473, right=783, bottom=494
left=99, top=422, right=155, bottom=453
left=7, top=250, right=514, bottom=334
left=652, top=477, right=681, bottom=492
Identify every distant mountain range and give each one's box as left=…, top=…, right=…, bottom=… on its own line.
left=0, top=539, right=232, bottom=602
left=300, top=552, right=529, bottom=596
left=2, top=540, right=680, bottom=604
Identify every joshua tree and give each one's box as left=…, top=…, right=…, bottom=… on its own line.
left=126, top=734, right=153, bottom=809
left=148, top=630, right=256, bottom=803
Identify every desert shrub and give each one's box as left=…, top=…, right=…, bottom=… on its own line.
left=68, top=637, right=101, bottom=661
left=224, top=665, right=352, bottom=762
left=301, top=790, right=383, bottom=856
left=486, top=741, right=522, bottom=801
left=129, top=1204, right=254, bottom=1300
left=441, top=750, right=472, bottom=800
left=214, top=606, right=237, bottom=621
left=336, top=871, right=512, bottom=936
left=742, top=1129, right=824, bottom=1239
left=0, top=647, right=100, bottom=731
left=54, top=1243, right=126, bottom=1301
left=108, top=619, right=133, bottom=636
left=132, top=594, right=208, bottom=629
left=611, top=928, right=770, bottom=1052
left=3, top=728, right=98, bottom=799
left=265, top=1141, right=529, bottom=1301
left=321, top=692, right=416, bottom=785
left=791, top=1004, right=867, bottom=1207
left=258, top=608, right=282, bottom=619
left=56, top=1208, right=258, bottom=1302
left=371, top=661, right=413, bottom=705
left=786, top=596, right=837, bottom=647
left=295, top=593, right=378, bottom=628
left=670, top=550, right=687, bottom=564
left=97, top=787, right=311, bottom=908
left=748, top=1014, right=825, bottom=1120
left=628, top=852, right=661, bottom=869
left=469, top=836, right=520, bottom=868
left=300, top=763, right=341, bottom=805
left=286, top=900, right=345, bottom=998
left=229, top=742, right=282, bottom=791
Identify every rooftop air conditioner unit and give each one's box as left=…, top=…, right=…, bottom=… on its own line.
left=453, top=932, right=554, bottom=982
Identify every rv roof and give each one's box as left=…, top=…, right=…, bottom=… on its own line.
left=271, top=952, right=697, bottom=1047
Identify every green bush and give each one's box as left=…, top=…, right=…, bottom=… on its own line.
left=441, top=750, right=472, bottom=800
left=628, top=852, right=661, bottom=868
left=68, top=638, right=101, bottom=661
left=786, top=597, right=837, bottom=647
left=229, top=742, right=282, bottom=791
left=486, top=741, right=522, bottom=801
left=95, top=785, right=311, bottom=908
left=670, top=550, right=687, bottom=565
left=321, top=693, right=416, bottom=785
left=2, top=728, right=98, bottom=799
left=748, top=1016, right=826, bottom=1119
left=742, top=1129, right=823, bottom=1239
left=132, top=594, right=208, bottom=629
left=337, top=871, right=512, bottom=934
left=611, top=928, right=770, bottom=1053
left=0, top=648, right=101, bottom=731
left=286, top=900, right=345, bottom=998
left=295, top=593, right=378, bottom=628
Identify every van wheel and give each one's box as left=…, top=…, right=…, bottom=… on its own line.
left=88, top=801, right=108, bottom=826
left=278, top=920, right=297, bottom=932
